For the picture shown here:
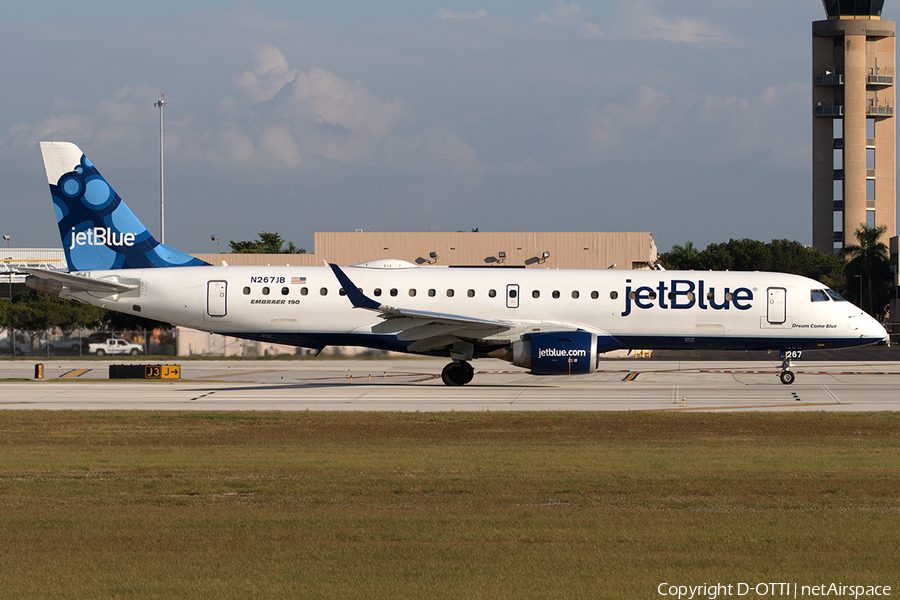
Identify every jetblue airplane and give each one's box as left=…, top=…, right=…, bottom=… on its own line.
left=25, top=141, right=886, bottom=385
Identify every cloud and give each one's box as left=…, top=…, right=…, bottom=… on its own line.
left=5, top=85, right=159, bottom=149
left=385, top=127, right=484, bottom=174
left=565, top=80, right=810, bottom=172
left=535, top=2, right=583, bottom=26
left=568, top=85, right=673, bottom=163
left=234, top=44, right=298, bottom=103
left=191, top=47, right=484, bottom=172
left=689, top=82, right=810, bottom=170
left=611, top=2, right=732, bottom=43
left=433, top=9, right=487, bottom=20
left=537, top=1, right=735, bottom=44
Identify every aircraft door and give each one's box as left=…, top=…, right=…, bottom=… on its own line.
left=767, top=287, right=786, bottom=324
left=207, top=281, right=227, bottom=317
left=506, top=284, right=519, bottom=309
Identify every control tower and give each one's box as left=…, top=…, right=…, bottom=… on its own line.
left=813, top=0, right=896, bottom=255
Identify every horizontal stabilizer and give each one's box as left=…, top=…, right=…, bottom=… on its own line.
left=22, top=267, right=138, bottom=294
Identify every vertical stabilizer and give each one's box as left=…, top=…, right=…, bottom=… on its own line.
left=40, top=141, right=208, bottom=271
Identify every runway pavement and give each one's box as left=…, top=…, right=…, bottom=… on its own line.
left=1, top=357, right=898, bottom=412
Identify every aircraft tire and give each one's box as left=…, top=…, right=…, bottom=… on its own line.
left=460, top=361, right=475, bottom=385
left=441, top=362, right=467, bottom=386
left=779, top=370, right=795, bottom=385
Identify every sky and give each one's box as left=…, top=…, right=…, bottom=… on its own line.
left=0, top=1, right=872, bottom=255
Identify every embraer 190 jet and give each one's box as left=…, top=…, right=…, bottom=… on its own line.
left=24, top=142, right=887, bottom=385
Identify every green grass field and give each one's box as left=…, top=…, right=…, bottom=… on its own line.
left=0, top=411, right=898, bottom=599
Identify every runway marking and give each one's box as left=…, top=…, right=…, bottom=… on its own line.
left=199, top=370, right=283, bottom=379
left=649, top=402, right=839, bottom=412
left=61, top=369, right=91, bottom=378
left=623, top=372, right=640, bottom=382
left=189, top=392, right=216, bottom=402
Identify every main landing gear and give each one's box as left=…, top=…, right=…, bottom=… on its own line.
left=779, top=356, right=795, bottom=385
left=442, top=361, right=474, bottom=386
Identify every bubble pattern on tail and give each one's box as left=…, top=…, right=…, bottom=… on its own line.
left=51, top=152, right=208, bottom=271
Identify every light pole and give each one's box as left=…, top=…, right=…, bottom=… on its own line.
left=211, top=235, right=220, bottom=254
left=3, top=236, right=10, bottom=301
left=854, top=274, right=863, bottom=310
left=154, top=94, right=166, bottom=244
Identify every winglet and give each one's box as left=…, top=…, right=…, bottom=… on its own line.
left=329, top=264, right=381, bottom=310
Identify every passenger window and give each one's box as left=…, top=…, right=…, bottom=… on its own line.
left=446, top=289, right=454, bottom=297
left=488, top=289, right=497, bottom=298
left=607, top=291, right=616, bottom=300
left=428, top=289, right=436, bottom=297
left=629, top=291, right=636, bottom=300
left=262, top=287, right=270, bottom=295
left=706, top=292, right=715, bottom=300
left=811, top=289, right=829, bottom=302
left=281, top=287, right=289, bottom=296
left=409, top=289, right=416, bottom=297
left=243, top=287, right=250, bottom=295
left=339, top=288, right=346, bottom=296
left=374, top=288, right=382, bottom=297
left=320, top=288, right=328, bottom=296
left=390, top=288, right=398, bottom=297
left=648, top=292, right=657, bottom=300
left=571, top=291, right=579, bottom=299
left=467, top=289, right=475, bottom=297
left=552, top=291, right=560, bottom=299
left=687, top=292, right=695, bottom=301
left=532, top=290, right=540, bottom=299
left=300, top=287, right=308, bottom=296
left=725, top=292, right=733, bottom=301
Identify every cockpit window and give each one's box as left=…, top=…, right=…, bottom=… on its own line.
left=825, top=289, right=847, bottom=302
left=810, top=289, right=829, bottom=302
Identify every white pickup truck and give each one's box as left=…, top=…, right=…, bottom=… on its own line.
left=89, top=338, right=144, bottom=356
left=0, top=332, right=30, bottom=355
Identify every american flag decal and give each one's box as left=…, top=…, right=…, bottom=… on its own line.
left=291, top=276, right=306, bottom=284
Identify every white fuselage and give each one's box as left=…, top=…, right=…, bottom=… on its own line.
left=63, top=264, right=886, bottom=355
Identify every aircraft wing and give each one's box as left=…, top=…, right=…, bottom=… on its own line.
left=21, top=267, right=138, bottom=294
left=329, top=263, right=513, bottom=351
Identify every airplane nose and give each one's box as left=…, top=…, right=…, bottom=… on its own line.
left=862, top=314, right=888, bottom=342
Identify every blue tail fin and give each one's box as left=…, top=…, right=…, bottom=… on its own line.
left=40, top=141, right=208, bottom=271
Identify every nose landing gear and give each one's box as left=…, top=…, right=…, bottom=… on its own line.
left=441, top=361, right=474, bottom=386
left=779, top=355, right=795, bottom=385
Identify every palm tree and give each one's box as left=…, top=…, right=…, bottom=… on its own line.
left=661, top=241, right=701, bottom=270
left=838, top=224, right=891, bottom=318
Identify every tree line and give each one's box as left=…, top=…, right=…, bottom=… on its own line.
left=1, top=290, right=170, bottom=341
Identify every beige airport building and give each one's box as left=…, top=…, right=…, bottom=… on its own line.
left=191, top=231, right=658, bottom=271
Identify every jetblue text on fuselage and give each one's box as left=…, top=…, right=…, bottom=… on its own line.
left=621, top=279, right=754, bottom=317
left=69, top=227, right=135, bottom=250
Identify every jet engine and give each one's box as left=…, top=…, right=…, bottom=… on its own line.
left=511, top=331, right=619, bottom=375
